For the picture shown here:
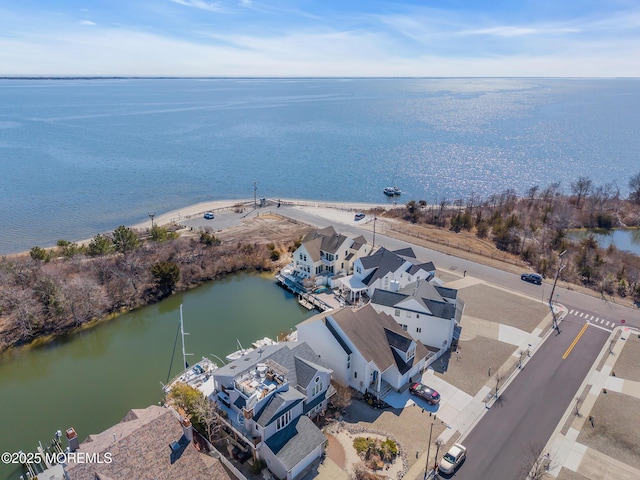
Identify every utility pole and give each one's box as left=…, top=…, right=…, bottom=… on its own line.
left=253, top=181, right=257, bottom=209
left=549, top=249, right=567, bottom=334
left=424, top=422, right=434, bottom=480
left=372, top=217, right=377, bottom=248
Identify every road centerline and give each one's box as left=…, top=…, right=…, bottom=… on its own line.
left=562, top=322, right=590, bottom=359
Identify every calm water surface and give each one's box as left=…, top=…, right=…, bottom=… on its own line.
left=567, top=228, right=640, bottom=255
left=0, top=273, right=313, bottom=480
left=1, top=78, right=639, bottom=254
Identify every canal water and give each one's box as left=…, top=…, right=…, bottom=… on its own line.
left=0, top=273, right=313, bottom=480
left=567, top=228, right=640, bottom=256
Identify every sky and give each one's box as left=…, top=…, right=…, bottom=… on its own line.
left=1, top=0, right=639, bottom=77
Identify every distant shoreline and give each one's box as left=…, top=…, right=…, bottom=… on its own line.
left=5, top=198, right=391, bottom=258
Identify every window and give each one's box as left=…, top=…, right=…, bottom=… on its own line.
left=400, top=324, right=408, bottom=331
left=416, top=327, right=422, bottom=333
left=406, top=311, right=411, bottom=318
left=276, top=410, right=292, bottom=431
left=312, top=377, right=323, bottom=396
left=354, top=371, right=358, bottom=378
left=395, top=309, right=400, bottom=317
left=356, top=266, right=361, bottom=274
left=407, top=347, right=415, bottom=360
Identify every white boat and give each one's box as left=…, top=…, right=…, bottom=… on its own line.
left=225, top=339, right=254, bottom=362
left=384, top=186, right=395, bottom=196
left=163, top=305, right=217, bottom=394
left=252, top=337, right=277, bottom=349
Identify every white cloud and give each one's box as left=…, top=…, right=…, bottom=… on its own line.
left=170, top=0, right=228, bottom=13
left=79, top=20, right=96, bottom=26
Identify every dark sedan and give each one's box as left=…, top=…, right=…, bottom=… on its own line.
left=409, top=382, right=440, bottom=404
left=521, top=273, right=542, bottom=285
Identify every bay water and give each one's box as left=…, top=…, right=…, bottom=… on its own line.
left=0, top=273, right=313, bottom=480
left=1, top=78, right=640, bottom=254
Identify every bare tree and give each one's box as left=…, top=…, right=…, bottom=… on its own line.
left=628, top=171, right=640, bottom=204
left=520, top=443, right=554, bottom=480
left=570, top=176, right=593, bottom=209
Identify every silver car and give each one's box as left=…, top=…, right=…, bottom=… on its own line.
left=439, top=443, right=466, bottom=475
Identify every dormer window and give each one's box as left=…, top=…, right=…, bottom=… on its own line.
left=276, top=410, right=292, bottom=431
left=407, top=347, right=415, bottom=360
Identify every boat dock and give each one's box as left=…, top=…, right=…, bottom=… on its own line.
left=275, top=273, right=333, bottom=312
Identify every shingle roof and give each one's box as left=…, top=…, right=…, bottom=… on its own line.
left=65, top=406, right=234, bottom=480
left=359, top=248, right=407, bottom=286
left=393, top=247, right=416, bottom=258
left=372, top=280, right=457, bottom=321
left=254, top=389, right=305, bottom=427
left=265, top=416, right=327, bottom=471
left=301, top=226, right=349, bottom=258
left=329, top=305, right=429, bottom=372
left=216, top=342, right=329, bottom=387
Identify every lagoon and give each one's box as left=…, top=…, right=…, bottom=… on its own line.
left=567, top=229, right=640, bottom=256
left=0, top=273, right=313, bottom=480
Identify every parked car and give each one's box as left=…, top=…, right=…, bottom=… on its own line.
left=521, top=273, right=542, bottom=285
left=438, top=443, right=467, bottom=475
left=354, top=212, right=365, bottom=220
left=204, top=212, right=214, bottom=219
left=408, top=382, right=440, bottom=404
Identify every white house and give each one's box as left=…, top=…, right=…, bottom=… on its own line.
left=297, top=305, right=435, bottom=397
left=289, top=226, right=370, bottom=284
left=212, top=342, right=332, bottom=480
left=370, top=279, right=463, bottom=357
left=339, top=247, right=436, bottom=302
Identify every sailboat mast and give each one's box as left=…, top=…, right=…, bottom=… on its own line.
left=179, top=304, right=192, bottom=369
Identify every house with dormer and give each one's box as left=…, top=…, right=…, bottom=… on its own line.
left=338, top=247, right=436, bottom=302
left=212, top=342, right=332, bottom=480
left=288, top=226, right=370, bottom=284
left=297, top=305, right=434, bottom=397
left=370, top=279, right=463, bottom=356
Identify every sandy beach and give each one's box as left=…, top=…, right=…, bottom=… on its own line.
left=129, top=197, right=393, bottom=231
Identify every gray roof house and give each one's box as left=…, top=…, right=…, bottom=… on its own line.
left=339, top=247, right=436, bottom=302
left=297, top=305, right=434, bottom=396
left=212, top=342, right=333, bottom=480
left=370, top=279, right=463, bottom=359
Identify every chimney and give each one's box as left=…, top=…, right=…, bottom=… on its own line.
left=181, top=418, right=193, bottom=443
left=66, top=427, right=79, bottom=452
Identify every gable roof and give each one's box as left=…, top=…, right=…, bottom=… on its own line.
left=65, top=406, right=234, bottom=480
left=329, top=305, right=429, bottom=372
left=371, top=280, right=457, bottom=320
left=254, top=389, right=305, bottom=427
left=301, top=226, right=350, bottom=260
left=265, top=416, right=327, bottom=472
left=359, top=248, right=408, bottom=285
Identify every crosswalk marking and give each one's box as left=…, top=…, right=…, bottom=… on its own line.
left=566, top=309, right=615, bottom=329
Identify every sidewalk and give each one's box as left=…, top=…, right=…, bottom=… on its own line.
left=542, top=325, right=640, bottom=479
left=402, top=302, right=565, bottom=480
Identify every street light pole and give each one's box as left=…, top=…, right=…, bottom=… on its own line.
left=373, top=217, right=377, bottom=249
left=424, top=422, right=434, bottom=480
left=549, top=250, right=567, bottom=334
left=253, top=181, right=257, bottom=209
left=148, top=212, right=155, bottom=229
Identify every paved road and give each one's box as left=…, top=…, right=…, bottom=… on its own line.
left=448, top=311, right=609, bottom=480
